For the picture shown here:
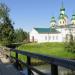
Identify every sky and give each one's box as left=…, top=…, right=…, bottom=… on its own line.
left=1, top=0, right=75, bottom=32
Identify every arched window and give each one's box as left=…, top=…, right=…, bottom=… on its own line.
left=56, top=36, right=58, bottom=40
left=53, top=36, right=54, bottom=40
left=49, top=36, right=51, bottom=40
left=45, top=36, right=47, bottom=40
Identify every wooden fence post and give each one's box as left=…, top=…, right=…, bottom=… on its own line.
left=27, top=56, right=31, bottom=75
left=16, top=52, right=18, bottom=69
left=51, top=64, right=58, bottom=75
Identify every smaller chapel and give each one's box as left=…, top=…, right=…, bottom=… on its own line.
left=29, top=2, right=75, bottom=43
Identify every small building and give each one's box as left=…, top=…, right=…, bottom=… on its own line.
left=29, top=2, right=75, bottom=43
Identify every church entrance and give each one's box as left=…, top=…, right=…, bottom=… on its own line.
left=32, top=36, right=34, bottom=42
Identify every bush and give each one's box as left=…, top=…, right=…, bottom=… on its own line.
left=65, top=34, right=75, bottom=53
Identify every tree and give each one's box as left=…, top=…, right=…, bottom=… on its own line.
left=65, top=33, right=75, bottom=53
left=14, top=28, right=28, bottom=43
left=0, top=3, right=14, bottom=46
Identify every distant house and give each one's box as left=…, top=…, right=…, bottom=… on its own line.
left=29, top=2, right=75, bottom=43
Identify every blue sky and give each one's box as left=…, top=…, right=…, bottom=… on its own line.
left=1, top=0, right=75, bottom=32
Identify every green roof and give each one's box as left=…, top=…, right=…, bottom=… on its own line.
left=71, top=18, right=75, bottom=20
left=59, top=14, right=68, bottom=19
left=51, top=17, right=55, bottom=19
left=72, top=14, right=75, bottom=16
left=50, top=16, right=56, bottom=22
left=50, top=20, right=56, bottom=22
left=59, top=16, right=64, bottom=19
left=60, top=8, right=65, bottom=11
left=71, top=14, right=75, bottom=20
left=34, top=28, right=60, bottom=33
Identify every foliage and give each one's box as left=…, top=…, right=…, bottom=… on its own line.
left=0, top=3, right=9, bottom=19
left=0, top=3, right=14, bottom=46
left=14, top=28, right=28, bottom=43
left=65, top=33, right=75, bottom=52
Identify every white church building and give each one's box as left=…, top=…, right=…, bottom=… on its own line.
left=29, top=2, right=75, bottom=43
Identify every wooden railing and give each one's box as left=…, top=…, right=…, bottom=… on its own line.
left=10, top=48, right=75, bottom=75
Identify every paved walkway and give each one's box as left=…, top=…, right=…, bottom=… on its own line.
left=0, top=62, right=22, bottom=75
left=0, top=47, right=24, bottom=75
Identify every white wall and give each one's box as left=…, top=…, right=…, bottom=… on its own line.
left=30, top=28, right=67, bottom=43
left=29, top=29, right=39, bottom=42
left=37, top=33, right=63, bottom=43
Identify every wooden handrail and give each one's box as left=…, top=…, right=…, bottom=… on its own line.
left=10, top=48, right=75, bottom=75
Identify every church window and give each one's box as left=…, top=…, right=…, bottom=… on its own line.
left=45, top=36, right=47, bottom=40
left=49, top=36, right=51, bottom=40
left=53, top=36, right=54, bottom=40
left=56, top=36, right=58, bottom=40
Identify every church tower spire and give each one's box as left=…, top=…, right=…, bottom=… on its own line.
left=58, top=0, right=68, bottom=26
left=60, top=0, right=65, bottom=15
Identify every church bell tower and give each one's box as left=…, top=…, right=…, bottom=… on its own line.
left=50, top=16, right=56, bottom=28
left=58, top=0, right=68, bottom=26
left=71, top=13, right=75, bottom=25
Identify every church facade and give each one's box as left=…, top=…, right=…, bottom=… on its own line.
left=29, top=3, right=75, bottom=43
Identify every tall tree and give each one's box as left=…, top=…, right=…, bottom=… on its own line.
left=14, top=28, right=28, bottom=43
left=0, top=3, right=14, bottom=45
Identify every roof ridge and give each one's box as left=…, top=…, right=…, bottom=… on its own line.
left=34, top=27, right=60, bottom=33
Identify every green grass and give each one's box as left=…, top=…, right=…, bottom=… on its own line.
left=17, top=42, right=75, bottom=59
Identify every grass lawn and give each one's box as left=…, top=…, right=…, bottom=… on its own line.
left=17, top=42, right=75, bottom=59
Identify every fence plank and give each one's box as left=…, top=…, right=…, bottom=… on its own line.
left=27, top=56, right=31, bottom=75
left=51, top=64, right=58, bottom=75
left=16, top=52, right=18, bottom=69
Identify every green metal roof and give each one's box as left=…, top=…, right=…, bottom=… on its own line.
left=50, top=19, right=56, bottom=22
left=34, top=28, right=60, bottom=33
left=50, top=16, right=56, bottom=22
left=59, top=16, right=64, bottom=19
left=71, top=14, right=75, bottom=20
left=60, top=8, right=65, bottom=11
left=71, top=18, right=75, bottom=20
left=59, top=14, right=68, bottom=19
left=51, top=16, right=55, bottom=19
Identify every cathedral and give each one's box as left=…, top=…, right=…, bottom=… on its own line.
left=29, top=2, right=75, bottom=43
